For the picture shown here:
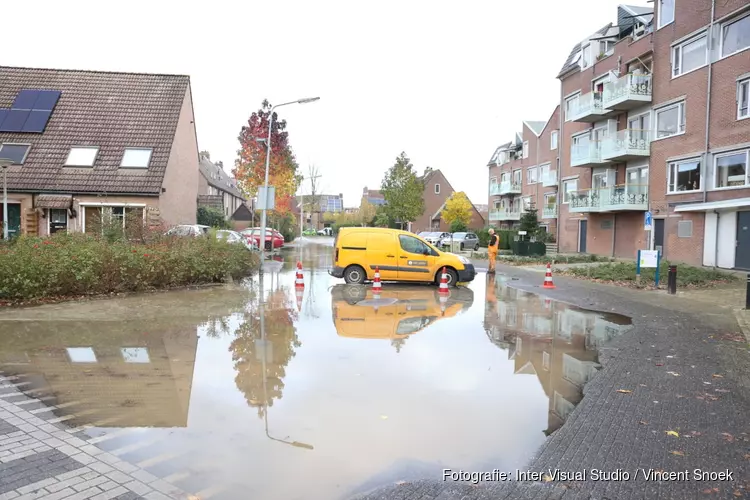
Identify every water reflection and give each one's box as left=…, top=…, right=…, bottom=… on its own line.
left=483, top=273, right=632, bottom=434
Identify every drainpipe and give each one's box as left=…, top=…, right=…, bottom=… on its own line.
left=700, top=0, right=716, bottom=266
left=612, top=214, right=617, bottom=258
left=713, top=209, right=720, bottom=269
left=556, top=83, right=563, bottom=249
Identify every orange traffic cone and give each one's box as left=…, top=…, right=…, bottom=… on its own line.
left=544, top=297, right=552, bottom=310
left=295, top=287, right=304, bottom=311
left=438, top=267, right=450, bottom=295
left=543, top=263, right=556, bottom=289
left=295, top=262, right=304, bottom=288
left=439, top=292, right=449, bottom=316
left=372, top=266, right=382, bottom=292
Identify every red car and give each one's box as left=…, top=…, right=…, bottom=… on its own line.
left=241, top=228, right=284, bottom=250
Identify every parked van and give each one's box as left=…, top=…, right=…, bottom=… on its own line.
left=330, top=227, right=476, bottom=286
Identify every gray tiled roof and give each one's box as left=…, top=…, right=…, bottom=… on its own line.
left=0, top=66, right=190, bottom=194
left=199, top=155, right=245, bottom=199
left=557, top=23, right=613, bottom=78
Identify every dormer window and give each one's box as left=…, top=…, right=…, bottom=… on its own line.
left=121, top=148, right=152, bottom=168
left=582, top=44, right=592, bottom=68
left=65, top=147, right=98, bottom=167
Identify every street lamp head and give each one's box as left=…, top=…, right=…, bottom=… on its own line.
left=297, top=97, right=320, bottom=104
left=0, top=158, right=13, bottom=169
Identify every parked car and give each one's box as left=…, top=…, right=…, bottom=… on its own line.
left=166, top=224, right=210, bottom=237
left=303, top=228, right=318, bottom=236
left=439, top=232, right=480, bottom=251
left=330, top=227, right=476, bottom=287
left=241, top=227, right=284, bottom=250
left=317, top=227, right=333, bottom=236
left=216, top=230, right=259, bottom=251
left=422, top=231, right=450, bottom=246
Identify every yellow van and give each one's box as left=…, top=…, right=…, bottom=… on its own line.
left=330, top=227, right=476, bottom=286
left=331, top=284, right=474, bottom=339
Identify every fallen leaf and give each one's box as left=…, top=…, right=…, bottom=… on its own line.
left=703, top=381, right=712, bottom=385
left=639, top=384, right=647, bottom=387
left=543, top=474, right=553, bottom=483
left=639, top=421, right=649, bottom=425
left=667, top=371, right=680, bottom=376
left=734, top=491, right=743, bottom=497
left=745, top=454, right=750, bottom=460
left=666, top=430, right=680, bottom=437
left=655, top=363, right=664, bottom=366
left=691, top=431, right=702, bottom=436
left=712, top=374, right=724, bottom=378
left=616, top=389, right=633, bottom=393
left=721, top=432, right=734, bottom=443
left=670, top=450, right=685, bottom=456
left=715, top=389, right=731, bottom=393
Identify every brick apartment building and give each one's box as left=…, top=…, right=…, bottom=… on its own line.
left=487, top=109, right=561, bottom=237
left=487, top=0, right=750, bottom=270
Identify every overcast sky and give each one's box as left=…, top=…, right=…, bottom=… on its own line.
left=5, top=0, right=640, bottom=207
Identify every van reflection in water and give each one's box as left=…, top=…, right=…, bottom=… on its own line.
left=483, top=274, right=633, bottom=435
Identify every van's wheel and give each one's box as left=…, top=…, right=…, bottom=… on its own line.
left=435, top=268, right=459, bottom=287
left=344, top=265, right=366, bottom=285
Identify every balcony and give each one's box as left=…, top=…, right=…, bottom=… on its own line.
left=568, top=92, right=612, bottom=123
left=542, top=170, right=558, bottom=187
left=542, top=204, right=557, bottom=219
left=568, top=185, right=649, bottom=213
left=489, top=183, right=502, bottom=196
left=570, top=141, right=610, bottom=168
left=496, top=180, right=522, bottom=195
left=601, top=129, right=650, bottom=162
left=489, top=207, right=522, bottom=221
left=602, top=73, right=652, bottom=111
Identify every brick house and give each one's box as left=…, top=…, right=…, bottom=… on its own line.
left=197, top=152, right=249, bottom=222
left=0, top=66, right=200, bottom=237
left=412, top=168, right=485, bottom=233
left=488, top=110, right=561, bottom=237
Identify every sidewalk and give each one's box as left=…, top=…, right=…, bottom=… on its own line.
left=353, top=263, right=750, bottom=500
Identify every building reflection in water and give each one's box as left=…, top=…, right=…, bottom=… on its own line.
left=483, top=274, right=632, bottom=435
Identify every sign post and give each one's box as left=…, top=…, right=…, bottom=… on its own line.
left=644, top=211, right=653, bottom=250
left=638, top=249, right=660, bottom=288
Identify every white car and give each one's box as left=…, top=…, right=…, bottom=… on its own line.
left=317, top=227, right=333, bottom=236
left=439, top=232, right=480, bottom=251
left=422, top=231, right=450, bottom=246
left=216, top=230, right=259, bottom=251
left=166, top=224, right=210, bottom=237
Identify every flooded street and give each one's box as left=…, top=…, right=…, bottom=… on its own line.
left=0, top=241, right=632, bottom=500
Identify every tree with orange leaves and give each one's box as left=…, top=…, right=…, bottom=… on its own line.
left=233, top=100, right=303, bottom=217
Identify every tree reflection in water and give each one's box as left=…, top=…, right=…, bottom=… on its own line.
left=230, top=281, right=301, bottom=418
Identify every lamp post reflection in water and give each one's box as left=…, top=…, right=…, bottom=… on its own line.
left=257, top=269, right=314, bottom=451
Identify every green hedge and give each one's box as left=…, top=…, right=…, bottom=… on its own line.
left=478, top=228, right=517, bottom=249
left=511, top=240, right=547, bottom=256
left=0, top=233, right=260, bottom=302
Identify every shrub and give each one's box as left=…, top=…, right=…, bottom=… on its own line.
left=0, top=232, right=260, bottom=302
left=197, top=207, right=230, bottom=229
left=511, top=240, right=547, bottom=256
left=498, top=230, right=517, bottom=250
left=563, top=261, right=739, bottom=288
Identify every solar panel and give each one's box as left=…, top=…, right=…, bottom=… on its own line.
left=0, top=109, right=8, bottom=129
left=0, top=110, right=31, bottom=132
left=11, top=90, right=39, bottom=110
left=22, top=110, right=53, bottom=133
left=33, top=91, right=61, bottom=111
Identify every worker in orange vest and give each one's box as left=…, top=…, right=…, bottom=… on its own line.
left=487, top=228, right=499, bottom=274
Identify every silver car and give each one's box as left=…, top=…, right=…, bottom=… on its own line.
left=439, top=232, right=480, bottom=251
left=166, top=224, right=210, bottom=237
left=216, top=230, right=259, bottom=251
left=422, top=231, right=450, bottom=246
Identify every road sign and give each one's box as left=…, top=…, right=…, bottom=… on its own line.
left=257, top=186, right=276, bottom=210
left=639, top=249, right=659, bottom=268
left=644, top=211, right=653, bottom=231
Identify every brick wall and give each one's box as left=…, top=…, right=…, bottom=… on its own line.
left=413, top=170, right=453, bottom=233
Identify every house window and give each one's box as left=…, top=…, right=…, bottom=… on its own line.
left=83, top=206, right=145, bottom=234
left=501, top=172, right=509, bottom=184
left=512, top=169, right=522, bottom=186
left=672, top=35, right=707, bottom=77
left=540, top=163, right=550, bottom=182
left=721, top=13, right=750, bottom=57
left=551, top=130, right=558, bottom=150
left=0, top=144, right=31, bottom=165
left=522, top=141, right=529, bottom=159
left=121, top=348, right=150, bottom=364
left=543, top=351, right=550, bottom=371
left=120, top=148, right=153, bottom=168
left=67, top=347, right=97, bottom=364
left=544, top=193, right=557, bottom=209
left=527, top=166, right=538, bottom=184
left=434, top=183, right=440, bottom=194
left=562, top=179, right=577, bottom=204
left=658, top=0, right=675, bottom=28
left=582, top=44, right=591, bottom=68
left=523, top=196, right=532, bottom=210
left=714, top=150, right=749, bottom=189
left=655, top=101, right=686, bottom=139
left=565, top=93, right=580, bottom=121
left=739, top=79, right=749, bottom=119
left=668, top=159, right=701, bottom=193
left=65, top=147, right=99, bottom=167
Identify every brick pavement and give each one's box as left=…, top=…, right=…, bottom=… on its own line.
left=351, top=264, right=750, bottom=500
left=0, top=381, right=190, bottom=500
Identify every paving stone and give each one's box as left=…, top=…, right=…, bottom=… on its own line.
left=91, top=486, right=129, bottom=500
left=111, top=493, right=142, bottom=500
left=123, top=480, right=151, bottom=496
left=129, top=470, right=158, bottom=485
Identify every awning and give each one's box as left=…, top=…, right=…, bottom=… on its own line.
left=34, top=194, right=73, bottom=209
left=674, top=197, right=750, bottom=212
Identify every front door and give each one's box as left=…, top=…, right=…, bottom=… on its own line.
left=654, top=218, right=665, bottom=255
left=397, top=234, right=437, bottom=281
left=735, top=211, right=750, bottom=270
left=579, top=220, right=588, bottom=253
left=49, top=209, right=68, bottom=234
left=1, top=203, right=21, bottom=239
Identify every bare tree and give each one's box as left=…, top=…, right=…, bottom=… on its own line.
left=302, top=164, right=323, bottom=228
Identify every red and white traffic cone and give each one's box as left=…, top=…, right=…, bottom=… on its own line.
left=372, top=266, right=382, bottom=294
left=295, top=262, right=305, bottom=288
left=544, top=297, right=552, bottom=310
left=438, top=267, right=450, bottom=295
left=439, top=292, right=449, bottom=316
left=543, top=263, right=556, bottom=289
left=295, top=287, right=304, bottom=311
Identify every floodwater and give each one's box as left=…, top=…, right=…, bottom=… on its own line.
left=0, top=240, right=632, bottom=500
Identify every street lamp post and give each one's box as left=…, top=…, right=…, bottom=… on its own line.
left=0, top=159, right=13, bottom=241
left=258, top=97, right=320, bottom=266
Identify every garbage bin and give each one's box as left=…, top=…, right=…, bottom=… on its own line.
left=450, top=241, right=463, bottom=253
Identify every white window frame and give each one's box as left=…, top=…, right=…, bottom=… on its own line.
left=527, top=166, right=538, bottom=184
left=120, top=148, right=153, bottom=168
left=562, top=179, right=578, bottom=204
left=66, top=347, right=97, bottom=364
left=720, top=11, right=750, bottom=59
left=501, top=172, right=509, bottom=184
left=550, top=130, right=558, bottom=150
left=713, top=149, right=750, bottom=190
left=738, top=78, right=750, bottom=120
left=565, top=93, right=581, bottom=122
left=654, top=100, right=686, bottom=140
left=522, top=141, right=529, bottom=159
left=539, top=163, right=550, bottom=182
left=490, top=176, right=497, bottom=185
left=672, top=34, right=707, bottom=78
left=80, top=203, right=147, bottom=233
left=434, top=183, right=440, bottom=194
left=65, top=146, right=99, bottom=167
left=658, top=0, right=675, bottom=29
left=0, top=143, right=31, bottom=165
left=512, top=169, right=522, bottom=186
left=544, top=192, right=557, bottom=210
left=667, top=158, right=702, bottom=194
left=581, top=44, right=592, bottom=69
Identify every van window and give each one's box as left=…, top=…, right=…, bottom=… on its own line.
left=399, top=235, right=433, bottom=255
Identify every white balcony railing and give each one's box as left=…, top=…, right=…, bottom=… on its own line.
left=489, top=183, right=502, bottom=196
left=601, top=129, right=650, bottom=161
left=568, top=185, right=649, bottom=213
left=542, top=204, right=557, bottom=218
left=489, top=207, right=522, bottom=221
left=570, top=141, right=608, bottom=167
left=541, top=170, right=558, bottom=187
left=569, top=91, right=608, bottom=122
left=499, top=180, right=522, bottom=195
left=602, top=73, right=652, bottom=110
